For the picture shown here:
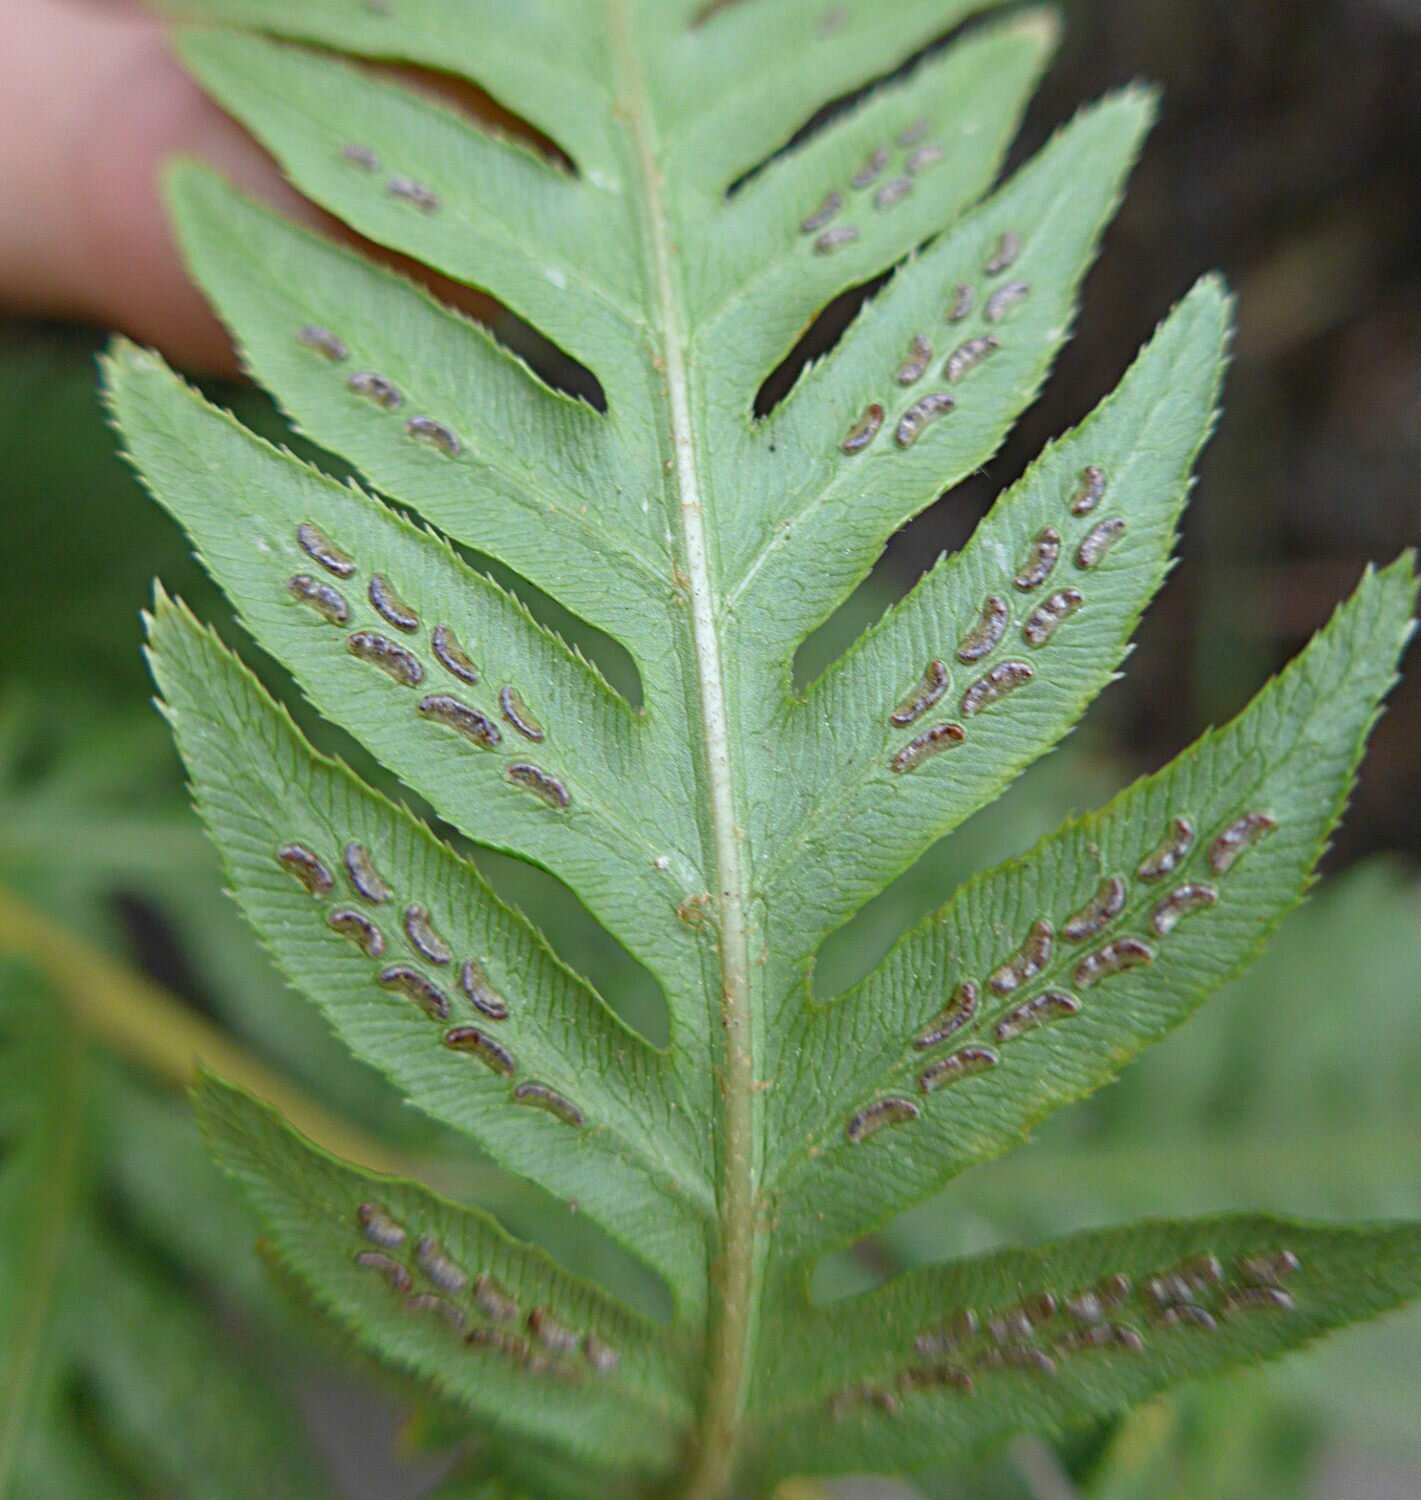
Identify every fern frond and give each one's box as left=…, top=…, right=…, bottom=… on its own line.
left=178, top=32, right=642, bottom=389
left=769, top=278, right=1230, bottom=953
left=727, top=89, right=1157, bottom=649
left=142, top=590, right=708, bottom=1295
left=768, top=559, right=1415, bottom=1253
left=755, top=1214, right=1421, bottom=1483
left=197, top=1075, right=690, bottom=1479
left=157, top=0, right=624, bottom=181
left=664, top=0, right=1018, bottom=190
left=107, top=4, right=1421, bottom=1494
left=695, top=13, right=1056, bottom=385
left=168, top=168, right=658, bottom=640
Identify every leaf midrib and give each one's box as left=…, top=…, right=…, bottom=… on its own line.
left=606, top=4, right=758, bottom=1495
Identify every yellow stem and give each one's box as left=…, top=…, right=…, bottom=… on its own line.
left=0, top=886, right=411, bottom=1179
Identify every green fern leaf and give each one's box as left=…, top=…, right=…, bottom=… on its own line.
left=768, top=559, right=1415, bottom=1255
left=140, top=587, right=707, bottom=1294
left=755, top=1213, right=1421, bottom=1485
left=0, top=963, right=333, bottom=1499
left=772, top=277, right=1228, bottom=949
left=108, top=4, right=1421, bottom=1494
left=199, top=1074, right=691, bottom=1480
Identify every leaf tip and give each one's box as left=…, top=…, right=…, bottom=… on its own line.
left=162, top=152, right=226, bottom=219
left=1103, top=78, right=1163, bottom=135
left=98, top=332, right=161, bottom=393
left=998, top=4, right=1064, bottom=59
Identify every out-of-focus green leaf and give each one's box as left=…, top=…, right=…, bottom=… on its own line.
left=0, top=961, right=338, bottom=1499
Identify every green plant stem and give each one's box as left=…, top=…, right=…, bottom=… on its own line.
left=606, top=7, right=759, bottom=1495
left=0, top=887, right=411, bottom=1180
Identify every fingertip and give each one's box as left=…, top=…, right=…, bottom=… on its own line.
left=70, top=14, right=324, bottom=375
left=0, top=1, right=321, bottom=375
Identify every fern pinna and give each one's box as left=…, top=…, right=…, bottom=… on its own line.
left=104, top=2, right=1420, bottom=1496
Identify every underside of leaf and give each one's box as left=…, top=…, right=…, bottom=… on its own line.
left=105, top=2, right=1421, bottom=1494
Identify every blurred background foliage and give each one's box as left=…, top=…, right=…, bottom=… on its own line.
left=2, top=0, right=1419, bottom=1494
